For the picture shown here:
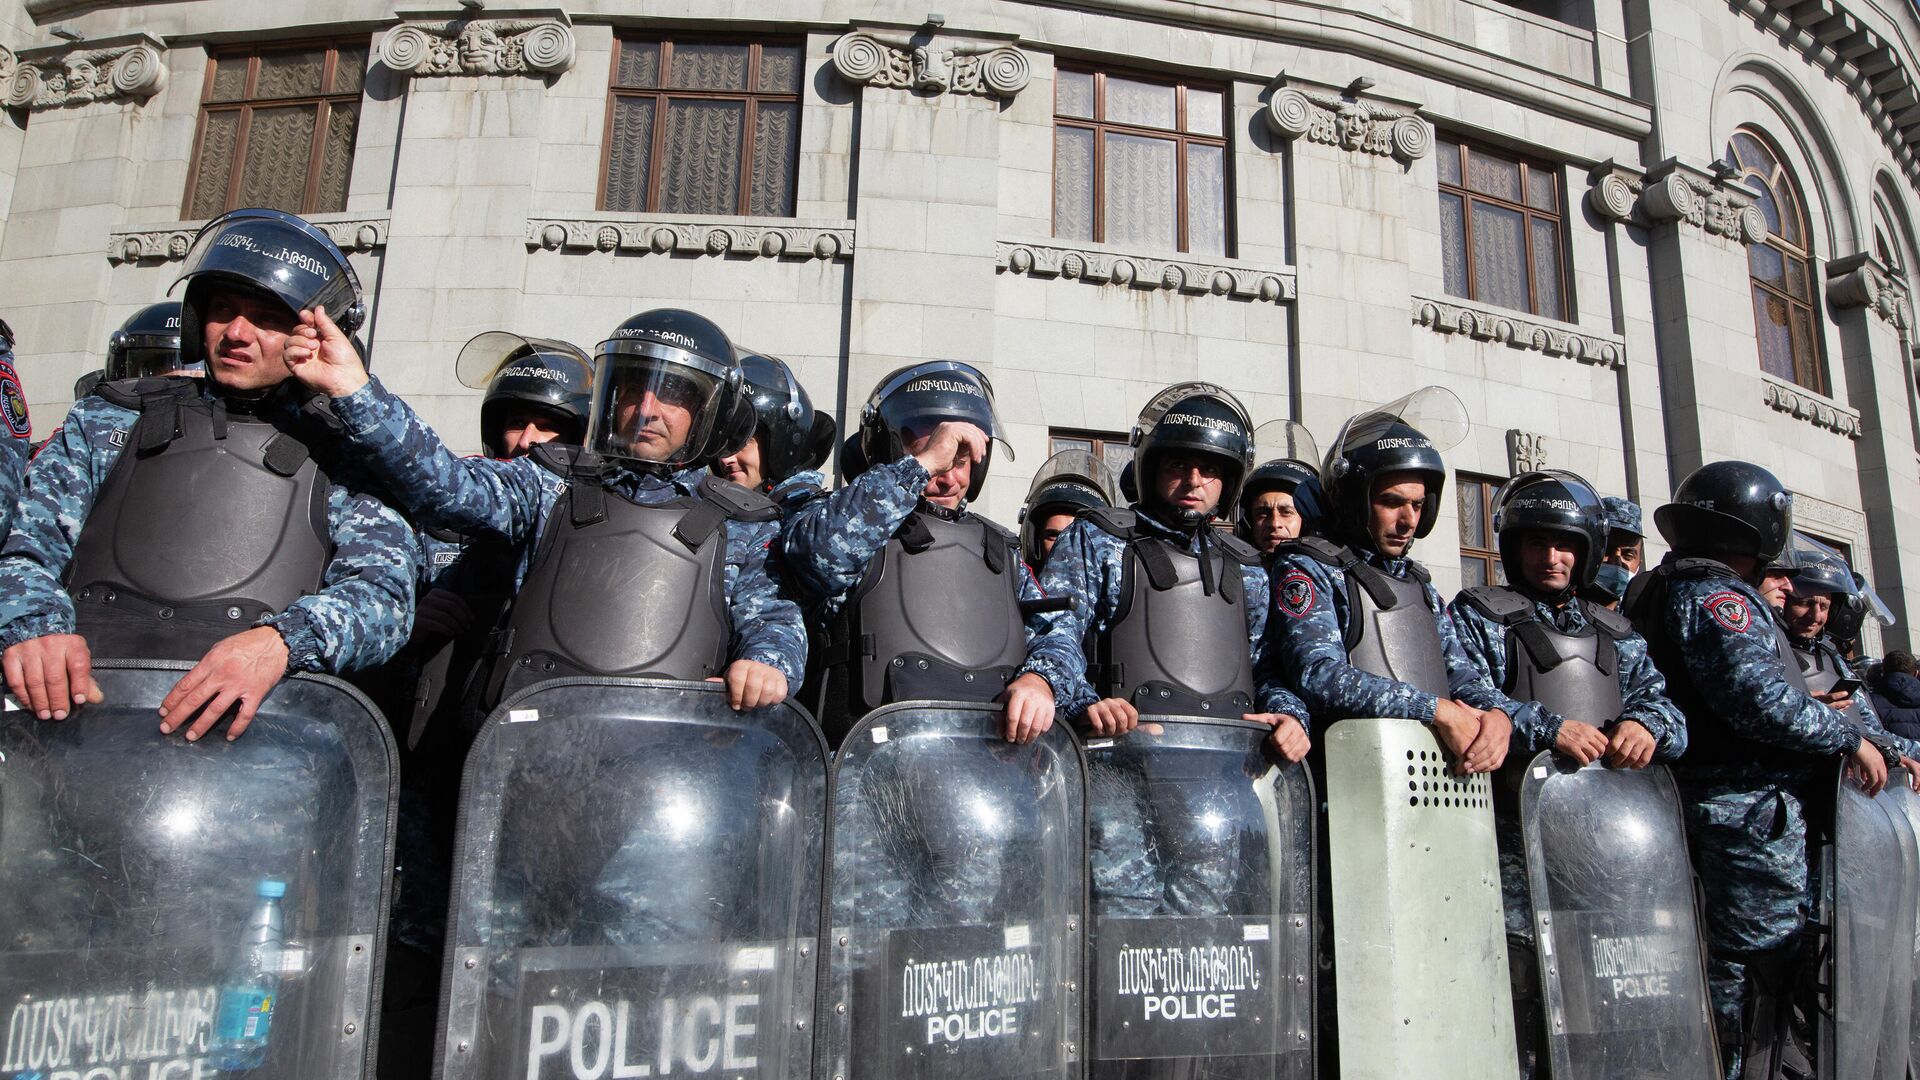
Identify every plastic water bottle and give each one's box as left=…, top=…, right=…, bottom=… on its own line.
left=211, top=878, right=286, bottom=1070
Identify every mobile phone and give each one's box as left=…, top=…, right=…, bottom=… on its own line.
left=1831, top=677, right=1864, bottom=697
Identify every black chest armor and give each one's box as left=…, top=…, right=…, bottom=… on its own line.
left=67, top=379, right=331, bottom=661
left=1457, top=586, right=1627, bottom=723
left=1791, top=637, right=1861, bottom=727
left=488, top=457, right=778, bottom=705
left=1087, top=507, right=1258, bottom=717
left=1281, top=537, right=1449, bottom=696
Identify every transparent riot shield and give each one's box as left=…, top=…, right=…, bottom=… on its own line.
left=1822, top=764, right=1920, bottom=1080
left=1899, top=779, right=1920, bottom=1077
left=436, top=678, right=828, bottom=1080
left=0, top=660, right=396, bottom=1079
left=823, top=702, right=1086, bottom=1080
left=1324, top=718, right=1513, bottom=1080
left=1084, top=716, right=1315, bottom=1080
left=1517, top=754, right=1718, bottom=1080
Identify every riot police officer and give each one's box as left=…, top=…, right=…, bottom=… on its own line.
left=711, top=350, right=835, bottom=515
left=1017, top=448, right=1116, bottom=570
left=284, top=305, right=807, bottom=712
left=1586, top=494, right=1643, bottom=609
left=0, top=315, right=28, bottom=538
left=1780, top=544, right=1920, bottom=764
left=1237, top=419, right=1319, bottom=554
left=780, top=360, right=1075, bottom=744
left=106, top=301, right=202, bottom=381
left=1624, top=460, right=1891, bottom=1080
left=0, top=208, right=419, bottom=739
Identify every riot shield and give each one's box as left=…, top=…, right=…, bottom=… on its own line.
left=1324, top=718, right=1514, bottom=1080
left=1821, top=764, right=1920, bottom=1080
left=1899, top=780, right=1920, bottom=1077
left=0, top=660, right=397, bottom=1079
left=436, top=678, right=828, bottom=1080
left=1518, top=753, right=1718, bottom=1080
left=823, top=701, right=1086, bottom=1080
left=1084, top=716, right=1315, bottom=1080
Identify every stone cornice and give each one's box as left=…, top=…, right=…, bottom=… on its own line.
left=830, top=28, right=1030, bottom=98
left=1826, top=252, right=1911, bottom=331
left=7, top=33, right=164, bottom=110
left=1264, top=76, right=1431, bottom=163
left=1791, top=488, right=1868, bottom=538
left=525, top=214, right=855, bottom=260
left=1760, top=374, right=1864, bottom=438
left=107, top=213, right=389, bottom=263
left=378, top=11, right=575, bottom=78
left=1587, top=158, right=1767, bottom=246
left=1411, top=294, right=1627, bottom=368
left=994, top=238, right=1296, bottom=302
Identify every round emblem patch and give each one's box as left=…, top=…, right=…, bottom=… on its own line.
left=0, top=364, right=29, bottom=440
left=1704, top=591, right=1753, bottom=633
left=1278, top=571, right=1318, bottom=619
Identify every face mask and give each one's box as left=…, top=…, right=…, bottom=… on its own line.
left=1592, top=563, right=1632, bottom=601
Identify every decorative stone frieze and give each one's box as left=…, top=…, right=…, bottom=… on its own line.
left=1790, top=489, right=1867, bottom=541
left=379, top=14, right=575, bottom=77
left=525, top=215, right=855, bottom=260
left=995, top=239, right=1296, bottom=303
left=830, top=30, right=1029, bottom=98
left=1506, top=430, right=1549, bottom=474
left=1264, top=79, right=1430, bottom=163
left=1760, top=376, right=1863, bottom=439
left=1598, top=159, right=1766, bottom=246
left=0, top=45, right=14, bottom=84
left=1826, top=253, right=1910, bottom=332
left=6, top=35, right=165, bottom=110
left=108, top=215, right=390, bottom=264
left=1412, top=295, right=1626, bottom=369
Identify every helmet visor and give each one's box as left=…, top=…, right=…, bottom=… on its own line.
left=1024, top=449, right=1117, bottom=505
left=172, top=209, right=360, bottom=321
left=872, top=361, right=1012, bottom=461
left=114, top=347, right=200, bottom=379
left=1326, top=385, right=1470, bottom=468
left=588, top=351, right=726, bottom=467
left=1253, top=419, right=1320, bottom=473
left=457, top=331, right=539, bottom=389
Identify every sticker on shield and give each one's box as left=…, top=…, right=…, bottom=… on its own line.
left=870, top=923, right=1051, bottom=1079
left=1703, top=591, right=1752, bottom=634
left=1277, top=572, right=1317, bottom=619
left=0, top=363, right=29, bottom=439
left=1094, top=915, right=1284, bottom=1061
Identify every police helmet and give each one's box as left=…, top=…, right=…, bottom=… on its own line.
left=172, top=208, right=365, bottom=367
left=1131, top=382, right=1256, bottom=520
left=1652, top=460, right=1794, bottom=564
left=737, top=351, right=836, bottom=488
left=107, top=302, right=199, bottom=380
left=1829, top=571, right=1895, bottom=649
left=1019, top=450, right=1118, bottom=567
left=1321, top=387, right=1469, bottom=544
left=1491, top=470, right=1608, bottom=593
left=1781, top=533, right=1857, bottom=599
left=589, top=309, right=746, bottom=469
left=857, top=361, right=1008, bottom=501
left=456, top=332, right=592, bottom=457
left=1237, top=418, right=1321, bottom=538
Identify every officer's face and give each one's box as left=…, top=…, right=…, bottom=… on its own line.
left=1368, top=473, right=1426, bottom=557
left=1248, top=490, right=1301, bottom=551
left=1154, top=454, right=1224, bottom=518
left=715, top=435, right=764, bottom=489
left=1784, top=593, right=1832, bottom=638
left=1519, top=530, right=1579, bottom=593
left=1759, top=571, right=1796, bottom=610
left=1603, top=532, right=1643, bottom=574
left=1039, top=511, right=1077, bottom=559
left=203, top=288, right=299, bottom=392
left=612, top=379, right=695, bottom=461
left=497, top=407, right=565, bottom=459
left=906, top=431, right=972, bottom=509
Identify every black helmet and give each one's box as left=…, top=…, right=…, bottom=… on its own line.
left=107, top=302, right=199, bottom=379
left=172, top=208, right=365, bottom=366
left=1322, top=387, right=1469, bottom=544
left=1653, top=460, right=1794, bottom=563
left=1830, top=571, right=1895, bottom=649
left=456, top=332, right=592, bottom=457
left=1130, top=382, right=1255, bottom=520
left=589, top=308, right=746, bottom=469
left=857, top=361, right=1009, bottom=501
left=1491, top=470, right=1608, bottom=592
left=1781, top=533, right=1856, bottom=599
left=1239, top=419, right=1320, bottom=538
left=736, top=351, right=835, bottom=488
left=1019, top=449, right=1118, bottom=566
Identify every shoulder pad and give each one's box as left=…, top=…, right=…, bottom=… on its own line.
left=1458, top=585, right=1534, bottom=625
left=695, top=474, right=780, bottom=522
left=1664, top=557, right=1737, bottom=581
left=1084, top=506, right=1139, bottom=538
left=528, top=441, right=583, bottom=477
left=90, top=375, right=198, bottom=409
left=968, top=512, right=1020, bottom=546
left=1586, top=602, right=1633, bottom=640
left=1213, top=530, right=1261, bottom=565
left=1276, top=536, right=1352, bottom=567
left=1403, top=558, right=1432, bottom=584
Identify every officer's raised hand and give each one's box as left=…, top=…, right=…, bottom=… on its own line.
left=1603, top=719, right=1657, bottom=769
left=998, top=672, right=1055, bottom=745
left=1552, top=718, right=1609, bottom=766
left=708, top=658, right=788, bottom=711
left=3, top=633, right=103, bottom=720
left=1086, top=696, right=1140, bottom=736
left=156, top=626, right=290, bottom=741
left=911, top=421, right=988, bottom=479
left=282, top=305, right=367, bottom=398
left=1248, top=712, right=1310, bottom=763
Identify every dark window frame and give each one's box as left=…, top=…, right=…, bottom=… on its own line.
left=597, top=33, right=802, bottom=217
left=1051, top=64, right=1234, bottom=256
left=1728, top=127, right=1827, bottom=395
left=182, top=39, right=366, bottom=219
left=1457, top=471, right=1505, bottom=589
left=1048, top=427, right=1134, bottom=484
left=1436, top=136, right=1569, bottom=320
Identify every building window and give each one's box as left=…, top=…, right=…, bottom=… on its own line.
left=1726, top=129, right=1825, bottom=394
left=600, top=37, right=802, bottom=217
left=1052, top=68, right=1230, bottom=256
left=1457, top=472, right=1505, bottom=589
left=184, top=42, right=367, bottom=220
left=1049, top=429, right=1133, bottom=485
left=1437, top=137, right=1567, bottom=320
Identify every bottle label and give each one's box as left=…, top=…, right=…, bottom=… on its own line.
left=217, top=988, right=275, bottom=1040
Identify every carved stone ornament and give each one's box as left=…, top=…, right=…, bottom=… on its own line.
left=1506, top=430, right=1549, bottom=474
left=1826, top=253, right=1910, bottom=332
left=995, top=239, right=1296, bottom=303
left=1594, top=159, right=1766, bottom=246
left=1264, top=81, right=1430, bottom=163
left=108, top=215, right=390, bottom=264
left=379, top=16, right=575, bottom=78
left=1412, top=295, right=1626, bottom=369
left=831, top=30, right=1029, bottom=98
left=1760, top=376, right=1863, bottom=440
left=1788, top=489, right=1866, bottom=541
left=0, top=44, right=15, bottom=85
left=526, top=216, right=855, bottom=260
left=7, top=35, right=166, bottom=110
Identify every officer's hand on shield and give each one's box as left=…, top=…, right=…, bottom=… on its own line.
left=281, top=305, right=367, bottom=398
left=1249, top=712, right=1310, bottom=763
left=1431, top=698, right=1483, bottom=765
left=1901, top=757, right=1920, bottom=792
left=997, top=672, right=1055, bottom=745
left=911, top=421, right=988, bottom=477
left=1602, top=719, right=1658, bottom=770
left=1848, top=739, right=1890, bottom=797
left=706, top=658, right=788, bottom=711
left=157, top=625, right=291, bottom=741
left=1464, top=708, right=1511, bottom=773
left=1086, top=696, right=1140, bottom=736
left=1552, top=718, right=1609, bottom=766
left=2, top=633, right=104, bottom=720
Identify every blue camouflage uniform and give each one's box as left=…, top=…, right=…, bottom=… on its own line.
left=1787, top=627, right=1920, bottom=760
left=0, top=386, right=417, bottom=673
left=0, top=323, right=29, bottom=539
left=766, top=468, right=826, bottom=519
left=329, top=376, right=807, bottom=685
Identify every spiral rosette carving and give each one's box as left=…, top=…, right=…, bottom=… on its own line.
left=1588, top=174, right=1637, bottom=222
left=1737, top=205, right=1768, bottom=246
left=979, top=47, right=1030, bottom=96
left=109, top=44, right=164, bottom=96
left=518, top=23, right=575, bottom=73
left=379, top=25, right=435, bottom=73
left=1640, top=173, right=1696, bottom=222
left=1266, top=89, right=1314, bottom=138
left=1389, top=116, right=1430, bottom=162
left=833, top=33, right=889, bottom=84
left=4, top=65, right=38, bottom=108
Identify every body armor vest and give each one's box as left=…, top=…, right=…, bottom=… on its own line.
left=1792, top=638, right=1861, bottom=724
left=1283, top=537, right=1449, bottom=695
left=1457, top=586, right=1627, bottom=723
left=488, top=460, right=777, bottom=705
left=67, top=379, right=331, bottom=661
left=1086, top=507, right=1258, bottom=717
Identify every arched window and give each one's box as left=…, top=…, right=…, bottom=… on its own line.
left=1726, top=129, right=1826, bottom=393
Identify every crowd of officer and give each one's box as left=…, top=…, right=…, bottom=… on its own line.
left=0, top=207, right=1910, bottom=1079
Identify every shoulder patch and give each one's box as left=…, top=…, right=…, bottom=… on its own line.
left=1704, top=590, right=1754, bottom=633
left=0, top=363, right=29, bottom=439
left=1277, top=569, right=1318, bottom=619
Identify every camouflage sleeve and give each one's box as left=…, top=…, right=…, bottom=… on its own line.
left=1671, top=582, right=1860, bottom=756
left=1445, top=597, right=1560, bottom=753
left=1264, top=554, right=1439, bottom=723
left=780, top=457, right=927, bottom=604
left=1014, top=543, right=1082, bottom=710
left=262, top=485, right=418, bottom=674
left=1029, top=518, right=1104, bottom=720
left=1434, top=583, right=1526, bottom=717
left=1246, top=565, right=1309, bottom=723
left=0, top=397, right=128, bottom=649
left=724, top=518, right=807, bottom=683
left=1833, top=653, right=1920, bottom=758
left=0, top=353, right=31, bottom=538
left=330, top=376, right=549, bottom=543
left=1614, top=633, right=1687, bottom=759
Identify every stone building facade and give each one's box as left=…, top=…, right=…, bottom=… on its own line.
left=0, top=0, right=1917, bottom=648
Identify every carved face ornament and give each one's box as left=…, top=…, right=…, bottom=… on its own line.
left=458, top=24, right=503, bottom=73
